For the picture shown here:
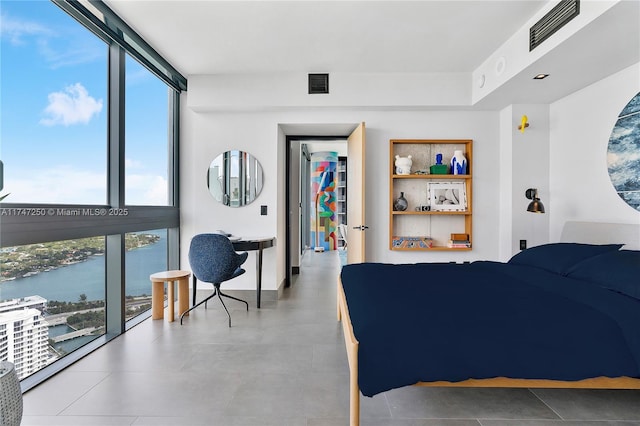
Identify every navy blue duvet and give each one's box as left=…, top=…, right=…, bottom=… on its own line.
left=340, top=261, right=640, bottom=397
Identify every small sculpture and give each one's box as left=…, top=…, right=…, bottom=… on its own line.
left=394, top=155, right=412, bottom=175
left=430, top=153, right=447, bottom=174
left=394, top=192, right=408, bottom=211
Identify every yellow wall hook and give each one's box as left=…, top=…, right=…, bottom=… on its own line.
left=518, top=115, right=529, bottom=133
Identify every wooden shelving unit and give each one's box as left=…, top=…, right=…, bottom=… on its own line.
left=389, top=139, right=473, bottom=251
left=336, top=156, right=347, bottom=248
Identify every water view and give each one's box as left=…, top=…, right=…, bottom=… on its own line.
left=0, top=232, right=166, bottom=302
left=0, top=231, right=167, bottom=376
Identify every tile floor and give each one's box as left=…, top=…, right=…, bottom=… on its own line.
left=22, top=250, right=640, bottom=425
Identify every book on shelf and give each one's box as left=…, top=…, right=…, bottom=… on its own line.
left=392, top=236, right=433, bottom=249
left=448, top=233, right=470, bottom=248
left=447, top=242, right=471, bottom=248
left=447, top=239, right=471, bottom=248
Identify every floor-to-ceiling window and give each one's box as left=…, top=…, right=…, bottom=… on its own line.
left=0, top=0, right=185, bottom=389
left=124, top=54, right=170, bottom=207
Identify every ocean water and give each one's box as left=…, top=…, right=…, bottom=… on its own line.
left=0, top=231, right=167, bottom=303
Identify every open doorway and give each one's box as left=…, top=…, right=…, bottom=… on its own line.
left=283, top=122, right=366, bottom=288
left=286, top=137, right=346, bottom=277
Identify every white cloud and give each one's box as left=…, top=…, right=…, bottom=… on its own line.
left=126, top=174, right=168, bottom=206
left=2, top=11, right=103, bottom=68
left=38, top=37, right=105, bottom=69
left=40, top=83, right=103, bottom=126
left=4, top=167, right=168, bottom=205
left=3, top=166, right=106, bottom=204
left=0, top=13, right=51, bottom=45
left=125, top=158, right=144, bottom=170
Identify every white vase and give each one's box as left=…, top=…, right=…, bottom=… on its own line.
left=450, top=150, right=467, bottom=175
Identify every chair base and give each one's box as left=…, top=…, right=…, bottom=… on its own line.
left=180, top=283, right=249, bottom=327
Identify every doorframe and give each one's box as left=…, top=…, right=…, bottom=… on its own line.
left=285, top=135, right=347, bottom=288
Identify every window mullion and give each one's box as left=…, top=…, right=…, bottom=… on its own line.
left=105, top=42, right=126, bottom=334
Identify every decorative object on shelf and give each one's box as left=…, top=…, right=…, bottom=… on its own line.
left=607, top=91, right=640, bottom=211
left=448, top=233, right=471, bottom=248
left=390, top=139, right=473, bottom=251
left=525, top=188, right=545, bottom=213
left=429, top=152, right=448, bottom=174
left=428, top=182, right=467, bottom=211
left=0, top=362, right=23, bottom=426
left=392, top=236, right=433, bottom=249
left=394, top=192, right=408, bottom=211
left=394, top=155, right=412, bottom=175
left=518, top=115, right=529, bottom=133
left=450, top=150, right=467, bottom=175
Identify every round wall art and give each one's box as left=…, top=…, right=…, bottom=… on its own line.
left=608, top=92, right=640, bottom=211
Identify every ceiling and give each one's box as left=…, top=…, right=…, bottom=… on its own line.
left=104, top=1, right=639, bottom=108
left=104, top=0, right=547, bottom=75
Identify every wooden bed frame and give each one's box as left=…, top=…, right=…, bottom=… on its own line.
left=337, top=221, right=640, bottom=426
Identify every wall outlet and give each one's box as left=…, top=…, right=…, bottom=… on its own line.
left=261, top=205, right=267, bottom=215
left=519, top=240, right=527, bottom=250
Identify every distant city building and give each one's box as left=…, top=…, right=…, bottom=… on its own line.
left=0, top=297, right=50, bottom=379
left=0, top=295, right=48, bottom=313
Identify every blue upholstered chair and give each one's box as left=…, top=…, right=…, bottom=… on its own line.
left=180, top=234, right=249, bottom=327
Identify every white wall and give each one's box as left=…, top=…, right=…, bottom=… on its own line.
left=506, top=104, right=550, bottom=255
left=180, top=110, right=281, bottom=293
left=549, top=63, right=640, bottom=241
left=181, top=107, right=501, bottom=291
left=180, top=62, right=640, bottom=293
left=188, top=72, right=470, bottom=111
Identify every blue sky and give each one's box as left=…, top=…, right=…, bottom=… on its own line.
left=1, top=0, right=169, bottom=205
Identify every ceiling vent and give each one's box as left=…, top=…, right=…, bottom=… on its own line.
left=530, top=0, right=580, bottom=51
left=308, top=73, right=329, bottom=94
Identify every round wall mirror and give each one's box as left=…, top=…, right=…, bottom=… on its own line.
left=207, top=150, right=264, bottom=207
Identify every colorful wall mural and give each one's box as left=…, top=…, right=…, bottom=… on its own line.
left=311, top=152, right=338, bottom=251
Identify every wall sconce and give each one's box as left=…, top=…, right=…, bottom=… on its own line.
left=525, top=188, right=545, bottom=213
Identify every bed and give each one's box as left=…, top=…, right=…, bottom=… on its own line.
left=337, top=221, right=640, bottom=426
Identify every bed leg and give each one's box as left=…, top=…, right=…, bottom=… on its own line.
left=349, top=336, right=360, bottom=426
left=337, top=287, right=342, bottom=321
left=350, top=367, right=360, bottom=426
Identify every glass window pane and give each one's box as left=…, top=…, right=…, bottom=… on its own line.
left=0, top=1, right=107, bottom=204
left=0, top=237, right=106, bottom=380
left=125, top=229, right=167, bottom=321
left=125, top=55, right=170, bottom=206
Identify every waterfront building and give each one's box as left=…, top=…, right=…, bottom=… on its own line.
left=0, top=308, right=50, bottom=379
left=0, top=296, right=48, bottom=314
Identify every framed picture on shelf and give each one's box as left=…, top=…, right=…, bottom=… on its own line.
left=427, top=181, right=467, bottom=211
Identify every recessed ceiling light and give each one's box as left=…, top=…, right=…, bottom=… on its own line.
left=533, top=74, right=549, bottom=80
